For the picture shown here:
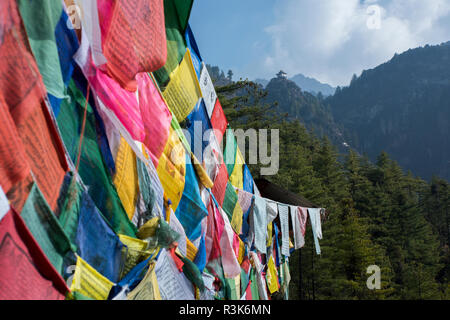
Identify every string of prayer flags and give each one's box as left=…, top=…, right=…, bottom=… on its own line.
left=0, top=0, right=328, bottom=301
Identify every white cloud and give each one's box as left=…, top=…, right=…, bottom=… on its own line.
left=261, top=0, right=450, bottom=86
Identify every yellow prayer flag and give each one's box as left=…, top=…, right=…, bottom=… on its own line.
left=118, top=234, right=150, bottom=276
left=238, top=237, right=245, bottom=265
left=157, top=127, right=186, bottom=211
left=230, top=199, right=243, bottom=236
left=229, top=147, right=244, bottom=190
left=186, top=238, right=199, bottom=262
left=266, top=256, right=279, bottom=294
left=163, top=49, right=202, bottom=122
left=113, top=137, right=139, bottom=220
left=267, top=222, right=273, bottom=247
left=137, top=217, right=160, bottom=239
left=70, top=256, right=114, bottom=300
left=127, top=262, right=161, bottom=300
left=191, top=152, right=214, bottom=188
left=234, top=274, right=241, bottom=300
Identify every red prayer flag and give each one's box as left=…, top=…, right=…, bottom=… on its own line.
left=211, top=162, right=229, bottom=206
left=205, top=198, right=223, bottom=262
left=0, top=209, right=69, bottom=300
left=98, top=0, right=167, bottom=91
left=245, top=281, right=253, bottom=300
left=137, top=73, right=172, bottom=167
left=0, top=95, right=30, bottom=194
left=210, top=99, right=228, bottom=144
left=0, top=0, right=68, bottom=211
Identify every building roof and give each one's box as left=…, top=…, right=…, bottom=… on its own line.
left=254, top=178, right=318, bottom=208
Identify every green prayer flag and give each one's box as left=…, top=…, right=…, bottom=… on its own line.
left=21, top=183, right=74, bottom=275
left=58, top=175, right=83, bottom=246
left=224, top=130, right=237, bottom=175
left=153, top=0, right=194, bottom=87
left=18, top=0, right=66, bottom=98
left=225, top=278, right=238, bottom=300
left=222, top=182, right=238, bottom=222
left=249, top=268, right=260, bottom=300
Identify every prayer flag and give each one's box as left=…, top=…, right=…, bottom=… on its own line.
left=0, top=209, right=69, bottom=300
left=163, top=49, right=202, bottom=122
left=99, top=0, right=167, bottom=90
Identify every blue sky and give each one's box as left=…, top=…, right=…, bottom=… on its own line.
left=189, top=0, right=450, bottom=87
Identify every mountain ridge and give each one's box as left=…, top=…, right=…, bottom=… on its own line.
left=327, top=41, right=450, bottom=180
left=254, top=73, right=335, bottom=97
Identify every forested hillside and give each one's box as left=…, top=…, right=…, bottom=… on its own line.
left=327, top=42, right=450, bottom=180
left=263, top=76, right=348, bottom=152
left=214, top=79, right=450, bottom=299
